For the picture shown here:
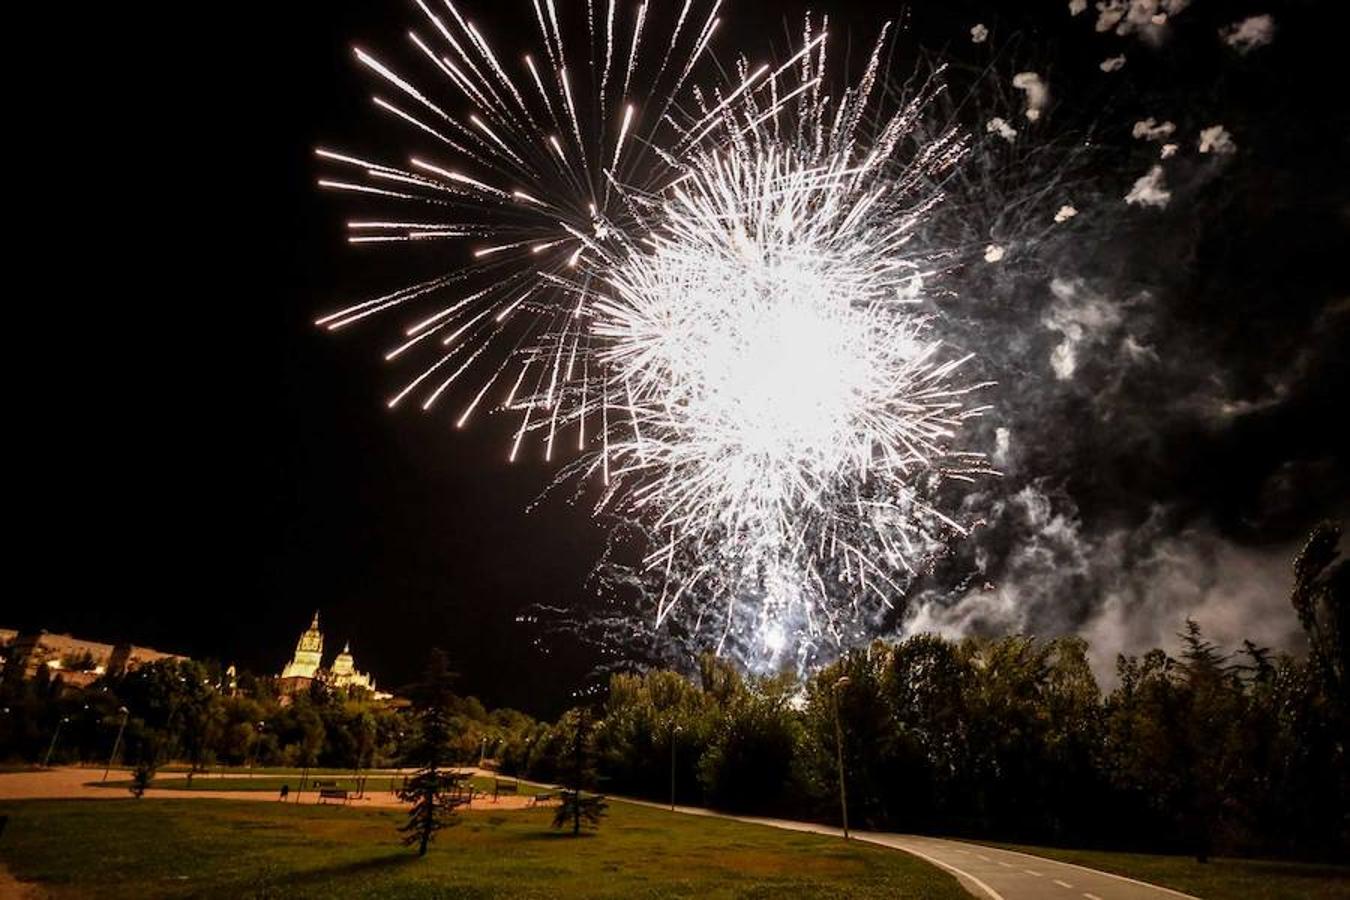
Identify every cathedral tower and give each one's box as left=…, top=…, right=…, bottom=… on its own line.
left=280, top=610, right=323, bottom=681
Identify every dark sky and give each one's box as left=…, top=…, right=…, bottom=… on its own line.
left=12, top=1, right=1344, bottom=717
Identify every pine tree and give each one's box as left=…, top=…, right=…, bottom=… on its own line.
left=553, top=708, right=608, bottom=835
left=1175, top=620, right=1240, bottom=863
left=397, top=649, right=469, bottom=856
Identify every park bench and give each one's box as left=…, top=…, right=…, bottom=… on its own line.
left=493, top=778, right=519, bottom=801
left=528, top=791, right=559, bottom=808
left=317, top=788, right=350, bottom=805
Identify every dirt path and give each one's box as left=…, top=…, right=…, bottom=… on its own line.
left=0, top=857, right=45, bottom=900
left=0, top=768, right=539, bottom=811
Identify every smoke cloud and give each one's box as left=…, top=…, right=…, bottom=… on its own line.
left=903, top=486, right=1306, bottom=681
left=1220, top=15, right=1276, bottom=54
left=1125, top=164, right=1171, bottom=207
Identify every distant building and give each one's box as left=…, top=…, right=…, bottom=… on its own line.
left=279, top=611, right=325, bottom=686
left=0, top=628, right=187, bottom=687
left=0, top=628, right=17, bottom=677
left=277, top=611, right=389, bottom=702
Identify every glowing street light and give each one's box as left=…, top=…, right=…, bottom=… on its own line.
left=247, top=721, right=266, bottom=776
left=670, top=721, right=683, bottom=811
left=42, top=716, right=71, bottom=768
left=832, top=676, right=851, bottom=840
left=102, top=706, right=130, bottom=782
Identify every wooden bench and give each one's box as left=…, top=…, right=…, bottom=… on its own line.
left=528, top=791, right=559, bottom=808
left=317, top=788, right=350, bottom=805
left=493, top=779, right=519, bottom=801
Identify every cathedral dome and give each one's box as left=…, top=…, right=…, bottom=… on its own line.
left=331, top=641, right=355, bottom=676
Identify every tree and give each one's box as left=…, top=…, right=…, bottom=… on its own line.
left=698, top=675, right=803, bottom=815
left=802, top=647, right=897, bottom=829
left=882, top=634, right=975, bottom=831
left=553, top=708, right=608, bottom=835
left=1173, top=620, right=1242, bottom=862
left=396, top=649, right=467, bottom=856
left=1291, top=521, right=1348, bottom=708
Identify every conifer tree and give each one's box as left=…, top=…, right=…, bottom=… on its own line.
left=397, top=649, right=469, bottom=856
left=553, top=708, right=608, bottom=835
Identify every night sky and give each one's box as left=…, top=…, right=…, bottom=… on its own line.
left=14, top=1, right=1345, bottom=717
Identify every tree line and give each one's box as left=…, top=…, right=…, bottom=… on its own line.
left=0, top=656, right=509, bottom=776
left=2, top=523, right=1344, bottom=861
left=497, top=522, right=1347, bottom=861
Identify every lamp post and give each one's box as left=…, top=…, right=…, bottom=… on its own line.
left=42, top=716, right=71, bottom=768
left=669, top=721, right=682, bottom=811
left=247, top=721, right=265, bottom=776
left=102, top=707, right=130, bottom=782
left=832, top=676, right=851, bottom=840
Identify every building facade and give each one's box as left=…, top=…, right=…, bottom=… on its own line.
left=277, top=611, right=387, bottom=701
left=0, top=629, right=187, bottom=687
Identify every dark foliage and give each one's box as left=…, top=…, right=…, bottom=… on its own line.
left=552, top=708, right=607, bottom=835
left=562, top=527, right=1348, bottom=861
left=396, top=649, right=466, bottom=856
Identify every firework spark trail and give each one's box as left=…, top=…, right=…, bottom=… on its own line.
left=317, top=3, right=994, bottom=664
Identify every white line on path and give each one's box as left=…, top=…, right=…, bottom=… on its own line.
left=1023, top=869, right=1044, bottom=877
left=859, top=839, right=1005, bottom=900
left=955, top=842, right=1202, bottom=900
left=997, top=861, right=1014, bottom=868
left=1053, top=880, right=1074, bottom=889
left=1084, top=894, right=1103, bottom=900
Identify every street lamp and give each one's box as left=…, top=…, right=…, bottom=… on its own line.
left=102, top=707, right=130, bottom=782
left=247, top=721, right=266, bottom=776
left=832, top=676, right=851, bottom=840
left=669, top=721, right=682, bottom=811
left=42, top=716, right=71, bottom=768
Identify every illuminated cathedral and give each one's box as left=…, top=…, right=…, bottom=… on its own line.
left=278, top=611, right=387, bottom=700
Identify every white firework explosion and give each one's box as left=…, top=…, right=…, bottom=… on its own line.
left=316, top=2, right=994, bottom=664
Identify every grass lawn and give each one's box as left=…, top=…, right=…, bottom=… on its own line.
left=0, top=798, right=968, bottom=899
left=92, top=774, right=545, bottom=797
left=985, top=841, right=1350, bottom=900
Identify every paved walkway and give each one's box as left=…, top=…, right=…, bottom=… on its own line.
left=618, top=799, right=1200, bottom=900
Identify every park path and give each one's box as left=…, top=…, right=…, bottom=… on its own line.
left=0, top=767, right=535, bottom=811
left=0, top=861, right=40, bottom=899
left=616, top=798, right=1201, bottom=900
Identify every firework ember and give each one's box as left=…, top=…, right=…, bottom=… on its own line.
left=317, top=1, right=993, bottom=664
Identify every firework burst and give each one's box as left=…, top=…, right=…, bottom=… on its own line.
left=317, top=2, right=994, bottom=665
